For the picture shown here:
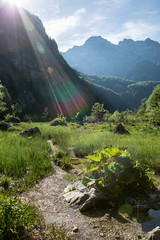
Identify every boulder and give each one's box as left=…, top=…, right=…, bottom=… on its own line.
left=64, top=181, right=107, bottom=211
left=0, top=121, right=11, bottom=130
left=13, top=123, right=20, bottom=126
left=114, top=123, right=130, bottom=134
left=147, top=226, right=160, bottom=240
left=20, top=127, right=41, bottom=137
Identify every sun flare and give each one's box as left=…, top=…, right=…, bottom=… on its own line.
left=7, top=0, right=22, bottom=7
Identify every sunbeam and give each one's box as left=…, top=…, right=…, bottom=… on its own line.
left=15, top=7, right=89, bottom=116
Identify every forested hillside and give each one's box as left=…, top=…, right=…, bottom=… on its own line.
left=81, top=73, right=160, bottom=111
left=0, top=3, right=95, bottom=119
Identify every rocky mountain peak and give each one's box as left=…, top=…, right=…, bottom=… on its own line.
left=62, top=35, right=160, bottom=80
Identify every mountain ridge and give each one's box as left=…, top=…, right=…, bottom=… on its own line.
left=0, top=4, right=159, bottom=118
left=62, top=36, right=160, bottom=81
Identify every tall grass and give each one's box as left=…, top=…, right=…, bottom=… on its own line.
left=36, top=122, right=160, bottom=172
left=0, top=130, right=53, bottom=189
left=1, top=122, right=159, bottom=187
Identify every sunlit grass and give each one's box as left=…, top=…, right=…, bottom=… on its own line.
left=37, top=121, right=160, bottom=172
left=36, top=122, right=160, bottom=172
left=0, top=121, right=159, bottom=240
left=0, top=130, right=53, bottom=192
left=1, top=121, right=160, bottom=192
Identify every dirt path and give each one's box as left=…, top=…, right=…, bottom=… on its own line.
left=21, top=142, right=154, bottom=240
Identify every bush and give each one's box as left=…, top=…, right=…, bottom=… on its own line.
left=5, top=114, right=20, bottom=123
left=53, top=150, right=72, bottom=170
left=82, top=146, right=154, bottom=205
left=50, top=115, right=67, bottom=126
left=0, top=197, right=38, bottom=240
left=90, top=102, right=106, bottom=122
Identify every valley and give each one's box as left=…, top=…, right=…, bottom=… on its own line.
left=0, top=2, right=160, bottom=240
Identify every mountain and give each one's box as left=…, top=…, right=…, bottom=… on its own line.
left=1, top=4, right=158, bottom=117
left=62, top=36, right=160, bottom=81
left=0, top=3, right=95, bottom=118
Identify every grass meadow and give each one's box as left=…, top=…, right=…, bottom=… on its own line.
left=39, top=122, right=160, bottom=172
left=0, top=121, right=160, bottom=193
left=0, top=121, right=160, bottom=239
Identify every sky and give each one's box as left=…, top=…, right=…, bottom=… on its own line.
left=6, top=0, right=160, bottom=51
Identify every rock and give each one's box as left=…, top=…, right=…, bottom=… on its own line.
left=20, top=127, right=41, bottom=137
left=100, top=232, right=104, bottom=237
left=114, top=123, right=130, bottom=134
left=147, top=226, right=160, bottom=240
left=64, top=181, right=107, bottom=211
left=13, top=123, right=20, bottom=126
left=0, top=121, right=11, bottom=130
left=73, top=226, right=79, bottom=233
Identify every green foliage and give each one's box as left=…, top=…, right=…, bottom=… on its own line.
left=23, top=114, right=32, bottom=122
left=5, top=114, right=20, bottom=123
left=108, top=110, right=123, bottom=123
left=11, top=103, right=22, bottom=118
left=0, top=131, right=53, bottom=191
left=71, top=111, right=81, bottom=122
left=0, top=197, right=39, bottom=240
left=83, top=147, right=153, bottom=204
left=145, top=84, right=160, bottom=125
left=46, top=224, right=75, bottom=240
left=41, top=107, right=50, bottom=122
left=50, top=114, right=67, bottom=126
left=137, top=98, right=147, bottom=119
left=38, top=122, right=160, bottom=172
left=0, top=82, right=8, bottom=117
left=121, top=110, right=136, bottom=125
left=53, top=150, right=72, bottom=170
left=90, top=102, right=106, bottom=122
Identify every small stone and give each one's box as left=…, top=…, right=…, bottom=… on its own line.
left=115, top=237, right=121, bottom=240
left=73, top=227, right=79, bottom=233
left=93, top=225, right=98, bottom=229
left=100, top=232, right=104, bottom=237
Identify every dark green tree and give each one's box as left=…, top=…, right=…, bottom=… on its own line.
left=41, top=107, right=50, bottom=122
left=145, top=85, right=160, bottom=125
left=91, top=102, right=106, bottom=122
left=0, top=81, right=10, bottom=119
left=11, top=103, right=22, bottom=117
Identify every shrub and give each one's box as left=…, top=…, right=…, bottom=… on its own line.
left=0, top=197, right=39, bottom=240
left=50, top=114, right=67, bottom=126
left=82, top=146, right=154, bottom=205
left=91, top=102, right=106, bottom=122
left=5, top=114, right=20, bottom=123
left=53, top=150, right=72, bottom=170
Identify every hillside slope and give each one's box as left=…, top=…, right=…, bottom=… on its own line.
left=81, top=73, right=160, bottom=111
left=0, top=3, right=95, bottom=117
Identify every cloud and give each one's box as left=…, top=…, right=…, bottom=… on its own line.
left=105, top=21, right=160, bottom=44
left=94, top=0, right=129, bottom=7
left=44, top=8, right=86, bottom=39
left=57, top=32, right=95, bottom=52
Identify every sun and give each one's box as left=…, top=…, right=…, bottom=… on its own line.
left=7, top=0, right=23, bottom=7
